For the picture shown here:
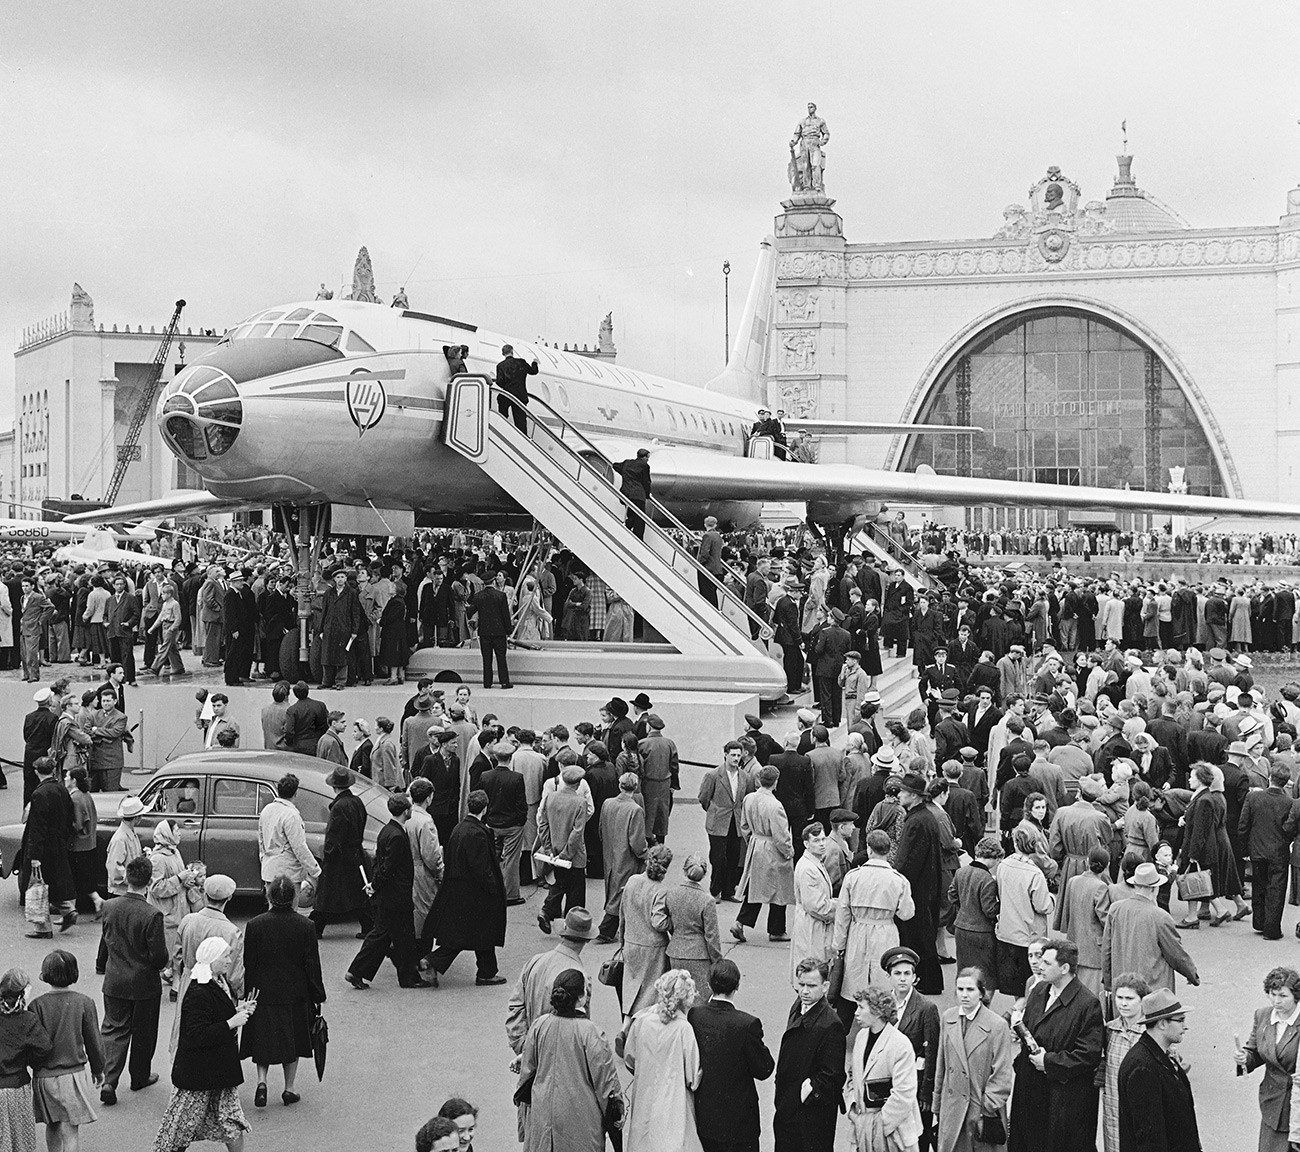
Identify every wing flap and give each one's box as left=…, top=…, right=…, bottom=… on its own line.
left=61, top=491, right=256, bottom=526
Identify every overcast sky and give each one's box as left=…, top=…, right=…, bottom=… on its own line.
left=2, top=1, right=1296, bottom=427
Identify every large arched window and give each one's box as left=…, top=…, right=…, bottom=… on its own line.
left=901, top=309, right=1225, bottom=524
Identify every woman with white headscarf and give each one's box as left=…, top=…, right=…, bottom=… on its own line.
left=153, top=937, right=254, bottom=1152
left=148, top=821, right=202, bottom=1000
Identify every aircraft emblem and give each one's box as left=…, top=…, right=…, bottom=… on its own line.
left=346, top=374, right=387, bottom=436
left=596, top=406, right=619, bottom=422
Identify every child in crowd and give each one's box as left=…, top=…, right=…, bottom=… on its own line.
left=30, top=949, right=104, bottom=1152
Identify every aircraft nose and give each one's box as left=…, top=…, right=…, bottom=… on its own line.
left=158, top=364, right=243, bottom=463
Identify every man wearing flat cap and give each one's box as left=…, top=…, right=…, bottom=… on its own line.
left=1118, top=990, right=1200, bottom=1152
left=743, top=713, right=781, bottom=765
left=175, top=873, right=244, bottom=1021
left=638, top=713, right=679, bottom=844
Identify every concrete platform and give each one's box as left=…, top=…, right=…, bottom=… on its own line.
left=0, top=678, right=756, bottom=771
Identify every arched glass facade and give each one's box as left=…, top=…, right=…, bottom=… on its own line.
left=901, top=309, right=1225, bottom=528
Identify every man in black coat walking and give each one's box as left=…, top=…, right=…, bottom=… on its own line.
left=773, top=957, right=845, bottom=1152
left=495, top=343, right=538, bottom=433
left=468, top=571, right=513, bottom=690
left=222, top=569, right=256, bottom=686
left=97, top=855, right=169, bottom=1105
left=1117, top=988, right=1201, bottom=1152
left=613, top=448, right=652, bottom=540
left=310, top=766, right=373, bottom=940
left=425, top=790, right=508, bottom=985
left=347, top=794, right=432, bottom=989
left=688, top=958, right=775, bottom=1152
left=21, top=687, right=59, bottom=802
left=20, top=755, right=77, bottom=935
left=1240, top=762, right=1294, bottom=939
left=893, top=773, right=945, bottom=995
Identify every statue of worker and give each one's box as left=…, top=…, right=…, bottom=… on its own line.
left=790, top=102, right=830, bottom=193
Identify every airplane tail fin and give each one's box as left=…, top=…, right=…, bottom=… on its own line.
left=704, top=237, right=774, bottom=404
left=82, top=528, right=117, bottom=552
left=125, top=518, right=163, bottom=540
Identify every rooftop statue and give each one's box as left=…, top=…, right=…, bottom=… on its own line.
left=70, top=282, right=95, bottom=329
left=391, top=287, right=409, bottom=309
left=316, top=282, right=334, bottom=300
left=788, top=103, right=830, bottom=195
left=347, top=247, right=379, bottom=303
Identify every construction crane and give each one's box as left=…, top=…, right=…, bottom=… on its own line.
left=105, top=298, right=186, bottom=505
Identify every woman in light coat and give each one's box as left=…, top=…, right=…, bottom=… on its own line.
left=513, top=577, right=552, bottom=643
left=663, top=854, right=721, bottom=1006
left=844, top=986, right=922, bottom=1152
left=618, top=844, right=672, bottom=1019
left=933, top=967, right=1014, bottom=1152
left=623, top=969, right=704, bottom=1152
left=148, top=820, right=201, bottom=998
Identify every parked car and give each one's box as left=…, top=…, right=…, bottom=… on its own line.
left=0, top=750, right=392, bottom=897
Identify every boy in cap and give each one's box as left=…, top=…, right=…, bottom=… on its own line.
left=838, top=650, right=868, bottom=733
left=823, top=809, right=857, bottom=894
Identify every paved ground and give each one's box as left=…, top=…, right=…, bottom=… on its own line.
left=0, top=770, right=1286, bottom=1152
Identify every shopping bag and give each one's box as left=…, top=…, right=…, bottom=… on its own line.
left=1176, top=863, right=1213, bottom=902
left=24, top=862, right=49, bottom=926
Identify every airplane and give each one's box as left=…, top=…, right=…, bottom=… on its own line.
left=51, top=527, right=171, bottom=568
left=0, top=518, right=159, bottom=546
left=68, top=239, right=1300, bottom=539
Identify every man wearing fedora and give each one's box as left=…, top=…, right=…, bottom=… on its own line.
left=629, top=692, right=654, bottom=740
left=505, top=907, right=595, bottom=1056
left=1117, top=989, right=1200, bottom=1152
left=772, top=575, right=806, bottom=697
left=893, top=772, right=945, bottom=995
left=1101, top=862, right=1199, bottom=999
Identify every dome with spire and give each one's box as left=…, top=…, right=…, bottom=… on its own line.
left=1103, top=154, right=1190, bottom=233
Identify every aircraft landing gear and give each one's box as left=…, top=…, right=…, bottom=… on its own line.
left=273, top=503, right=330, bottom=680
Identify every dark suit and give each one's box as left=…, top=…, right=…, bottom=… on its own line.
left=427, top=815, right=507, bottom=976
left=808, top=623, right=851, bottom=724
left=1240, top=785, right=1293, bottom=938
left=895, top=802, right=945, bottom=995
left=495, top=352, right=538, bottom=431
left=222, top=582, right=256, bottom=684
left=469, top=587, right=512, bottom=687
left=1117, top=1031, right=1201, bottom=1152
left=774, top=996, right=845, bottom=1152
left=964, top=703, right=1002, bottom=767
left=943, top=785, right=985, bottom=857
left=283, top=696, right=329, bottom=757
left=613, top=457, right=652, bottom=539
left=106, top=591, right=140, bottom=683
left=933, top=714, right=969, bottom=769
left=771, top=752, right=817, bottom=861
left=349, top=819, right=421, bottom=985
left=97, top=891, right=168, bottom=1091
left=688, top=998, right=775, bottom=1152
left=882, top=580, right=914, bottom=658
left=1007, top=977, right=1104, bottom=1152
left=773, top=593, right=803, bottom=695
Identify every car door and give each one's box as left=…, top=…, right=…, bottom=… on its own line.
left=135, top=774, right=205, bottom=864
left=202, top=777, right=277, bottom=895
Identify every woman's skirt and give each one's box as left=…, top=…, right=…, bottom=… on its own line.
left=954, top=928, right=999, bottom=994
left=239, top=999, right=313, bottom=1064
left=665, top=954, right=713, bottom=1007
left=32, top=1068, right=98, bottom=1125
left=620, top=942, right=667, bottom=1018
left=0, top=1084, right=37, bottom=1150
left=153, top=1087, right=249, bottom=1152
left=849, top=1102, right=919, bottom=1152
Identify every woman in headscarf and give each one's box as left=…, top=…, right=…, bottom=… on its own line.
left=1177, top=762, right=1246, bottom=927
left=622, top=970, right=705, bottom=1152
left=516, top=969, right=622, bottom=1152
left=153, top=938, right=254, bottom=1152
left=148, top=821, right=201, bottom=1001
left=513, top=577, right=553, bottom=643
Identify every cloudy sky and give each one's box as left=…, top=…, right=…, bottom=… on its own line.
left=1, top=1, right=1296, bottom=426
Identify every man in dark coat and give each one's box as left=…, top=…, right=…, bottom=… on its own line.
left=921, top=648, right=961, bottom=729
left=613, top=448, right=652, bottom=539
left=1118, top=989, right=1201, bottom=1152
left=807, top=613, right=851, bottom=726
left=425, top=790, right=508, bottom=984
left=931, top=691, right=969, bottom=765
left=495, top=343, right=538, bottom=433
left=222, top=570, right=256, bottom=686
left=21, top=687, right=59, bottom=803
left=964, top=686, right=1002, bottom=767
left=1239, top=762, right=1294, bottom=940
left=772, top=578, right=805, bottom=697
left=1170, top=579, right=1199, bottom=651
left=948, top=623, right=980, bottom=690
left=97, top=854, right=169, bottom=1105
left=771, top=732, right=816, bottom=863
left=20, top=755, right=77, bottom=935
left=880, top=946, right=941, bottom=1152
left=688, top=958, right=775, bottom=1152
left=910, top=593, right=947, bottom=675
left=881, top=570, right=914, bottom=659
left=318, top=568, right=364, bottom=690
left=1008, top=939, right=1104, bottom=1152
left=468, top=571, right=513, bottom=689
left=310, top=766, right=373, bottom=940
left=893, top=772, right=945, bottom=995
left=774, top=957, right=845, bottom=1152
left=283, top=680, right=329, bottom=756
left=347, top=794, right=431, bottom=989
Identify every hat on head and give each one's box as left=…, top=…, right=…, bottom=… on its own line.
left=558, top=907, right=597, bottom=941
left=1130, top=862, right=1167, bottom=889
left=1227, top=741, right=1253, bottom=759
left=796, top=708, right=818, bottom=724
left=646, top=713, right=665, bottom=730
left=117, top=796, right=151, bottom=819
left=940, top=688, right=961, bottom=704
left=203, top=874, right=237, bottom=901
left=1136, top=988, right=1190, bottom=1027
left=326, top=766, right=353, bottom=789
left=830, top=808, right=856, bottom=824
left=1078, top=775, right=1105, bottom=800
left=861, top=690, right=881, bottom=704
left=871, top=746, right=898, bottom=770
left=1208, top=647, right=1227, bottom=661
left=880, top=946, right=921, bottom=973
left=603, top=697, right=629, bottom=718
left=958, top=745, right=977, bottom=759
left=560, top=764, right=586, bottom=785
left=1108, top=712, right=1126, bottom=730
left=1125, top=654, right=1143, bottom=668
left=897, top=772, right=928, bottom=797
left=631, top=692, right=653, bottom=710
left=32, top=687, right=51, bottom=704
left=1237, top=654, right=1254, bottom=668
left=1237, top=715, right=1261, bottom=738
left=744, top=713, right=762, bottom=729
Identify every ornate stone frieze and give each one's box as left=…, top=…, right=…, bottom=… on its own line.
left=776, top=251, right=845, bottom=281
left=777, top=289, right=820, bottom=323
left=779, top=329, right=818, bottom=373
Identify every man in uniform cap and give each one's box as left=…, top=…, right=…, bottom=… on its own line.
left=1118, top=990, right=1200, bottom=1152
left=878, top=945, right=940, bottom=1151
left=743, top=713, right=781, bottom=765
left=955, top=746, right=990, bottom=814
left=176, top=874, right=244, bottom=1013
left=892, top=773, right=945, bottom=995
left=22, top=686, right=58, bottom=803
left=932, top=689, right=970, bottom=769
left=637, top=713, right=678, bottom=844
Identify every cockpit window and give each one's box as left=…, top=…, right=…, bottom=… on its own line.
left=345, top=332, right=375, bottom=353
left=311, top=312, right=336, bottom=324
left=247, top=323, right=272, bottom=339
left=284, top=308, right=312, bottom=322
left=297, top=324, right=343, bottom=348
left=180, top=366, right=222, bottom=395
left=258, top=310, right=284, bottom=323
left=271, top=324, right=297, bottom=338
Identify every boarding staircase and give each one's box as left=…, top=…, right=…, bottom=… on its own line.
left=441, top=376, right=785, bottom=693
left=850, top=521, right=941, bottom=593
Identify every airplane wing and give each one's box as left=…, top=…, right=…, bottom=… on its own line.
left=783, top=420, right=982, bottom=436
left=647, top=449, right=1300, bottom=520
left=61, top=491, right=255, bottom=526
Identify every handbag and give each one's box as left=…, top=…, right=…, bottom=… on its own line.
left=24, top=862, right=49, bottom=926
left=977, top=1112, right=1008, bottom=1145
left=827, top=951, right=845, bottom=1003
left=598, top=949, right=624, bottom=989
left=1176, top=862, right=1214, bottom=902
